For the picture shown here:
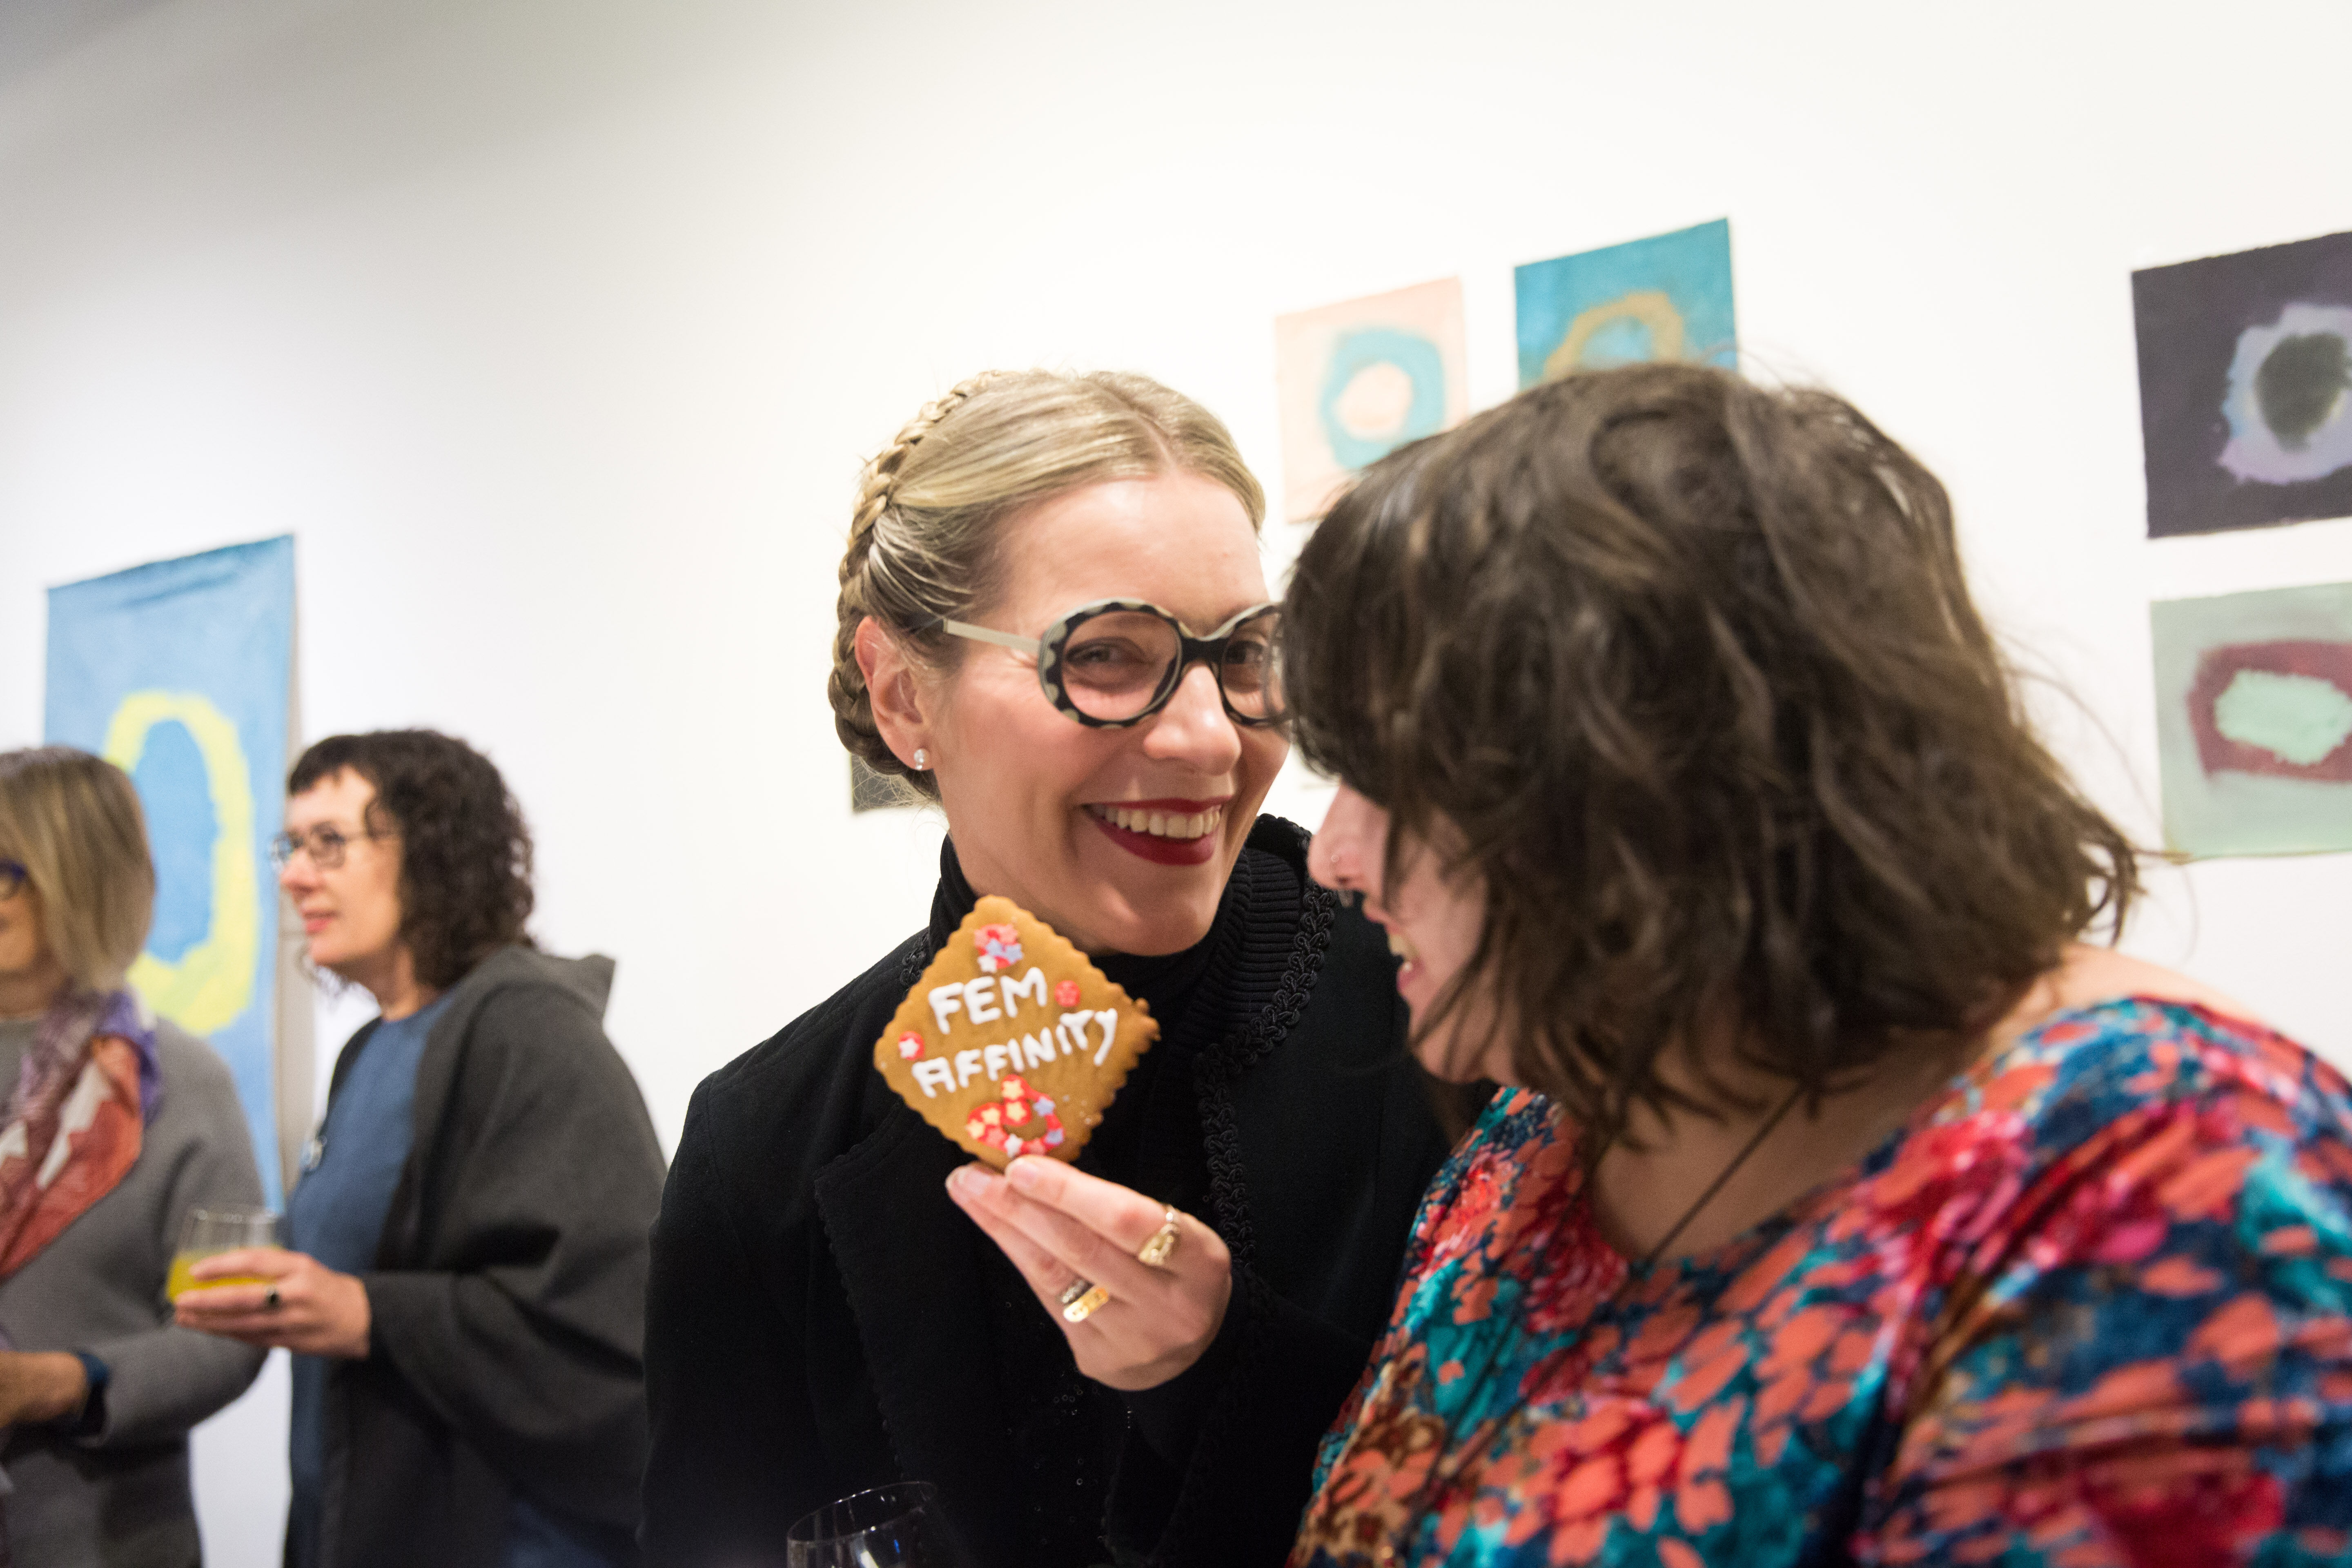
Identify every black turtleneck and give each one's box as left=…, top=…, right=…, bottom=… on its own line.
left=643, top=814, right=1457, bottom=1568
left=928, top=835, right=1300, bottom=1564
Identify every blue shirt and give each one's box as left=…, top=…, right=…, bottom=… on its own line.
left=286, top=994, right=448, bottom=1568
left=285, top=996, right=617, bottom=1568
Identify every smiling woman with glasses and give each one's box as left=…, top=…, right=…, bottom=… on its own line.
left=643, top=370, right=1456, bottom=1568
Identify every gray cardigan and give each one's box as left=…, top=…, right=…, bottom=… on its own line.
left=0, top=1015, right=269, bottom=1568
left=310, top=947, right=664, bottom=1568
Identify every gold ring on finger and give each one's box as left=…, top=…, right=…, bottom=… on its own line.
left=1136, top=1206, right=1181, bottom=1268
left=1061, top=1283, right=1111, bottom=1323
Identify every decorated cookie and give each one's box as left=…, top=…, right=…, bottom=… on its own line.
left=874, top=895, right=1157, bottom=1168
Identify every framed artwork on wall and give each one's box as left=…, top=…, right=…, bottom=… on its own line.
left=1514, top=218, right=1737, bottom=389
left=2133, top=229, right=2352, bottom=538
left=45, top=537, right=300, bottom=1202
left=1273, top=277, right=1468, bottom=523
left=2151, top=580, right=2352, bottom=857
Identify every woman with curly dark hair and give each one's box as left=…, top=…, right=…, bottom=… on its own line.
left=1281, top=365, right=2352, bottom=1566
left=176, top=729, right=665, bottom=1568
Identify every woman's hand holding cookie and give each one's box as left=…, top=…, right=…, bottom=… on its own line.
left=947, top=1157, right=1231, bottom=1391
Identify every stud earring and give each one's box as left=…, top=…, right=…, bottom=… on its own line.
left=913, top=748, right=928, bottom=771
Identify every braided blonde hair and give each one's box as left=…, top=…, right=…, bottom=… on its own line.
left=831, top=370, right=1265, bottom=800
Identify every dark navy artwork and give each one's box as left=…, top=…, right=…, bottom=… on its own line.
left=2134, top=229, right=2352, bottom=537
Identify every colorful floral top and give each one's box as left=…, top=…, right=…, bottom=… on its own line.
left=1290, top=1000, right=2352, bottom=1567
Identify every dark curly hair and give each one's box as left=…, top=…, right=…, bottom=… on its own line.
left=1283, top=363, right=2138, bottom=1143
left=287, top=730, right=535, bottom=990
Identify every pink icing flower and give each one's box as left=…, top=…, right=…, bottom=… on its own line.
left=976, top=924, right=1024, bottom=974
left=1054, top=980, right=1082, bottom=1007
left=896, top=1032, right=924, bottom=1060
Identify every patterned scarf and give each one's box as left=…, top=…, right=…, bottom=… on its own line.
left=0, top=989, right=162, bottom=1280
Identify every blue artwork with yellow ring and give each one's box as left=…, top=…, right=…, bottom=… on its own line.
left=1515, top=218, right=1738, bottom=389
left=46, top=537, right=296, bottom=1204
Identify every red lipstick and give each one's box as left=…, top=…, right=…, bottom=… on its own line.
left=1082, top=797, right=1233, bottom=867
left=1089, top=815, right=1221, bottom=865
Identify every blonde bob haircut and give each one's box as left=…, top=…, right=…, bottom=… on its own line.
left=829, top=369, right=1265, bottom=802
left=0, top=747, right=156, bottom=993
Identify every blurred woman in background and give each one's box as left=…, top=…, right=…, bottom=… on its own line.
left=176, top=729, right=665, bottom=1568
left=0, top=746, right=264, bottom=1567
left=1282, top=364, right=2352, bottom=1566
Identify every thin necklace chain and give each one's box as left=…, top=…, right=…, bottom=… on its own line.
left=1630, top=1080, right=1807, bottom=1269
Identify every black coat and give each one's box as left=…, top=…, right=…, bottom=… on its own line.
left=642, top=819, right=1455, bottom=1568
left=306, top=947, right=667, bottom=1568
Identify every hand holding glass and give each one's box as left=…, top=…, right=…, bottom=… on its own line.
left=169, top=1206, right=279, bottom=1300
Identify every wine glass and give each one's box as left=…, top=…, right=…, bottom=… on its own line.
left=785, top=1481, right=957, bottom=1568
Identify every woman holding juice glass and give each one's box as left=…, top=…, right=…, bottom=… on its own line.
left=0, top=747, right=265, bottom=1567
left=176, top=730, right=664, bottom=1568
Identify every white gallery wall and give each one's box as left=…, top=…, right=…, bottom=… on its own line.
left=3, top=0, right=2349, bottom=1559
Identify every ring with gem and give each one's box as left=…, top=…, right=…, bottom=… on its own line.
left=1136, top=1206, right=1181, bottom=1268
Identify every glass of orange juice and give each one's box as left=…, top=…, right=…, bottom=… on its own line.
left=168, top=1206, right=280, bottom=1300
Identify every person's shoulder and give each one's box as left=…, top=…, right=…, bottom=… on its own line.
left=681, top=929, right=929, bottom=1155
left=443, top=948, right=630, bottom=1076
left=1245, top=811, right=1313, bottom=866
left=453, top=946, right=613, bottom=1023
left=1392, top=1089, right=1571, bottom=1300
left=1920, top=989, right=2352, bottom=1228
left=1242, top=811, right=1388, bottom=969
left=2025, top=994, right=2352, bottom=1136
left=145, top=1016, right=258, bottom=1154
left=1242, top=812, right=1408, bottom=1053
left=1316, top=898, right=1403, bottom=993
left=150, top=1015, right=240, bottom=1098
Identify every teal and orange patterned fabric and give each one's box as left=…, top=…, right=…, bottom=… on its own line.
left=1290, top=1000, right=2352, bottom=1566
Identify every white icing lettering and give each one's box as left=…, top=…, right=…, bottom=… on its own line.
left=1093, top=1009, right=1119, bottom=1066
left=963, top=977, right=1002, bottom=1026
left=1000, top=966, right=1047, bottom=1017
left=1020, top=1031, right=1057, bottom=1069
left=911, top=1059, right=956, bottom=1098
left=928, top=984, right=965, bottom=1035
left=953, top=1048, right=984, bottom=1087
left=1056, top=1012, right=1088, bottom=1056
left=982, top=1043, right=1010, bottom=1081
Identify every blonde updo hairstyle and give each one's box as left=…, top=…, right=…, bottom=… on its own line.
left=831, top=370, right=1266, bottom=801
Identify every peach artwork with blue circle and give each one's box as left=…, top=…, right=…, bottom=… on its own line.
left=1274, top=277, right=1468, bottom=522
